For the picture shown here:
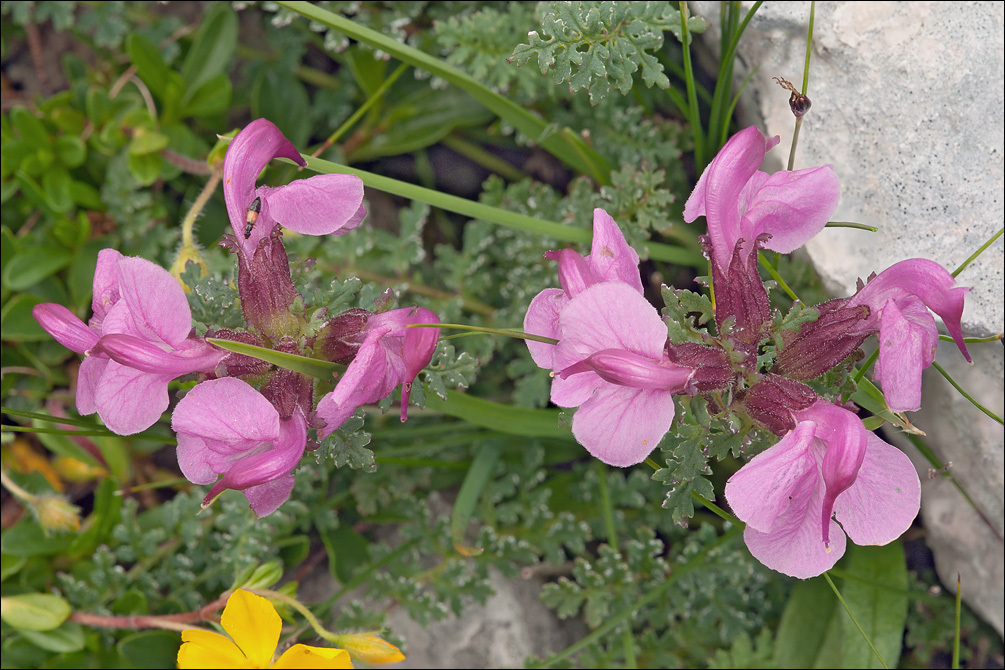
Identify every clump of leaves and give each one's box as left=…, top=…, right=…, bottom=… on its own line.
left=511, top=1, right=707, bottom=103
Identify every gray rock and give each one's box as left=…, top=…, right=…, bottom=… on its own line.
left=386, top=567, right=585, bottom=669
left=691, top=0, right=1004, bottom=636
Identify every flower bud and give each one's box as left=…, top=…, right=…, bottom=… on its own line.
left=314, top=309, right=370, bottom=364
left=329, top=633, right=405, bottom=665
left=774, top=299, right=871, bottom=380
left=34, top=494, right=82, bottom=534
left=739, top=374, right=818, bottom=435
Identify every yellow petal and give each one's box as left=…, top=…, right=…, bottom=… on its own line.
left=178, top=629, right=254, bottom=669
left=220, top=590, right=282, bottom=668
left=271, top=645, right=353, bottom=669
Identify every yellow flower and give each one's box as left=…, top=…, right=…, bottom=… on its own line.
left=177, top=590, right=352, bottom=669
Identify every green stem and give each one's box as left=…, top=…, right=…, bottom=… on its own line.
left=691, top=491, right=738, bottom=525
left=678, top=1, right=705, bottom=169
left=952, top=226, right=1003, bottom=278
left=418, top=322, right=558, bottom=345
left=823, top=572, right=888, bottom=668
left=757, top=251, right=800, bottom=302
left=595, top=462, right=637, bottom=668
left=786, top=117, right=802, bottom=171
left=825, top=221, right=878, bottom=232
left=312, top=62, right=409, bottom=158
left=932, top=360, right=1003, bottom=425
left=441, top=133, right=528, bottom=183
left=250, top=588, right=340, bottom=644
left=953, top=573, right=962, bottom=670
left=180, top=167, right=222, bottom=248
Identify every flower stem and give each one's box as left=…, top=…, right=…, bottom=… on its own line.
left=786, top=2, right=815, bottom=171
left=67, top=595, right=228, bottom=632
left=952, top=225, right=1003, bottom=278
left=180, top=166, right=222, bottom=249
left=823, top=572, right=889, bottom=669
left=932, top=360, right=1003, bottom=425
left=312, top=62, right=410, bottom=159
left=415, top=322, right=559, bottom=345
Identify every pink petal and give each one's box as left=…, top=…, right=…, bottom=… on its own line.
left=96, top=334, right=224, bottom=375
left=684, top=127, right=778, bottom=269
left=76, top=355, right=108, bottom=416
left=262, top=174, right=366, bottom=237
left=795, top=402, right=867, bottom=546
left=93, top=361, right=172, bottom=435
left=571, top=384, right=675, bottom=467
left=741, top=482, right=847, bottom=579
left=874, top=299, right=937, bottom=412
left=223, top=119, right=306, bottom=250
left=113, top=256, right=192, bottom=346
left=207, top=412, right=307, bottom=516
left=724, top=422, right=818, bottom=533
left=834, top=432, right=920, bottom=546
left=742, top=164, right=840, bottom=253
left=524, top=288, right=564, bottom=369
left=32, top=303, right=98, bottom=354
left=316, top=327, right=400, bottom=438
left=587, top=209, right=642, bottom=293
left=242, top=474, right=296, bottom=518
left=91, top=248, right=124, bottom=323
left=553, top=283, right=668, bottom=369
left=172, top=378, right=281, bottom=444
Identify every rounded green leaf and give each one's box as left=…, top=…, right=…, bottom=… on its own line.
left=42, top=168, right=74, bottom=213
left=19, top=623, right=86, bottom=653
left=118, top=630, right=181, bottom=669
left=54, top=135, right=86, bottom=167
left=1, top=246, right=73, bottom=290
left=0, top=593, right=71, bottom=631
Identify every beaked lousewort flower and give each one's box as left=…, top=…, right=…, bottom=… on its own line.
left=724, top=401, right=920, bottom=578
left=173, top=377, right=308, bottom=518
left=524, top=208, right=644, bottom=371
left=683, top=125, right=841, bottom=274
left=316, top=306, right=440, bottom=438
left=551, top=282, right=698, bottom=466
left=222, top=118, right=366, bottom=339
left=847, top=258, right=971, bottom=412
left=177, top=589, right=352, bottom=669
left=32, top=249, right=224, bottom=435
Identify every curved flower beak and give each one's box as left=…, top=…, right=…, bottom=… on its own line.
left=223, top=119, right=366, bottom=255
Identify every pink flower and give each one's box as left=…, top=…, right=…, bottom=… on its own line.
left=683, top=126, right=841, bottom=272
left=172, top=377, right=307, bottom=518
left=725, top=401, right=920, bottom=578
left=222, top=119, right=367, bottom=339
left=32, top=250, right=224, bottom=435
left=524, top=208, right=643, bottom=369
left=223, top=119, right=366, bottom=257
left=316, top=306, right=440, bottom=438
left=848, top=258, right=971, bottom=412
left=550, top=282, right=697, bottom=466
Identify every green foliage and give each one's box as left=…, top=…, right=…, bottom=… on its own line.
left=512, top=1, right=707, bottom=103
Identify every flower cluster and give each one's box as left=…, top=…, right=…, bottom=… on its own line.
left=525, top=126, right=970, bottom=577
left=34, top=119, right=440, bottom=517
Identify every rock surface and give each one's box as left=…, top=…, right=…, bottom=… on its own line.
left=690, top=0, right=1004, bottom=635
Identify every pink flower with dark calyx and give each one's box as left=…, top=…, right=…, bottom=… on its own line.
left=684, top=126, right=840, bottom=272
left=848, top=258, right=971, bottom=412
left=524, top=208, right=643, bottom=369
left=222, top=119, right=366, bottom=338
left=316, top=306, right=440, bottom=438
left=550, top=282, right=696, bottom=467
left=32, top=249, right=224, bottom=435
left=173, top=377, right=307, bottom=518
left=725, top=401, right=920, bottom=578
